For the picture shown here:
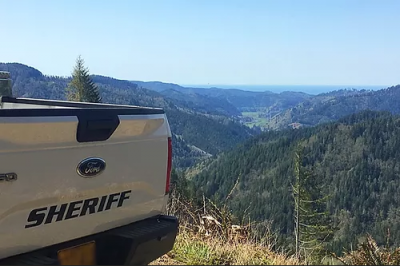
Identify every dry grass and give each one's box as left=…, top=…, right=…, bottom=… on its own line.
left=173, top=230, right=299, bottom=265
left=150, top=187, right=400, bottom=265
left=150, top=254, right=184, bottom=265
left=336, top=234, right=400, bottom=266
left=150, top=190, right=301, bottom=265
left=149, top=183, right=400, bottom=266
left=150, top=222, right=300, bottom=265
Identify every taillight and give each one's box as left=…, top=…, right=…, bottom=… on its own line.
left=165, top=137, right=172, bottom=194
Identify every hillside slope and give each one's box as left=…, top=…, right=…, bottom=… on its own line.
left=132, top=80, right=312, bottom=115
left=269, top=85, right=400, bottom=130
left=0, top=63, right=255, bottom=168
left=191, top=110, right=400, bottom=254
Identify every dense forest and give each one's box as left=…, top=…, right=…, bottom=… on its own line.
left=0, top=63, right=256, bottom=168
left=187, top=110, right=400, bottom=255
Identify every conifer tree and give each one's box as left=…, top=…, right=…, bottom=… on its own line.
left=293, top=143, right=334, bottom=262
left=66, top=55, right=101, bottom=103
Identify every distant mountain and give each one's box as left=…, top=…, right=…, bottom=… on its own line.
left=0, top=63, right=256, bottom=168
left=133, top=80, right=399, bottom=132
left=316, top=88, right=373, bottom=97
left=191, top=110, right=400, bottom=254
left=131, top=80, right=186, bottom=93
left=268, top=86, right=400, bottom=130
left=131, top=80, right=313, bottom=115
left=158, top=89, right=242, bottom=117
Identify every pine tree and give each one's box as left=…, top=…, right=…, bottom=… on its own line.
left=66, top=55, right=102, bottom=103
left=293, top=143, right=334, bottom=262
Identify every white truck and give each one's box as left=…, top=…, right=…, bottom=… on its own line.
left=0, top=95, right=178, bottom=265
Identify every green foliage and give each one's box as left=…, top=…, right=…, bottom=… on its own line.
left=159, top=89, right=242, bottom=117
left=167, top=109, right=254, bottom=156
left=66, top=56, right=101, bottom=103
left=293, top=144, right=334, bottom=262
left=192, top=110, right=400, bottom=256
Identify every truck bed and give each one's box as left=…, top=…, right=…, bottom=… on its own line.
left=0, top=97, right=173, bottom=261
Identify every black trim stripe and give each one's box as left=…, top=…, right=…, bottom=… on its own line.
left=0, top=108, right=164, bottom=117
left=0, top=97, right=165, bottom=116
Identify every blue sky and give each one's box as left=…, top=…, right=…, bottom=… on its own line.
left=1, top=0, right=399, bottom=86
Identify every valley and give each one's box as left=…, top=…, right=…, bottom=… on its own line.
left=132, top=79, right=399, bottom=132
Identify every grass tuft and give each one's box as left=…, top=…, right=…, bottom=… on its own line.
left=336, top=234, right=400, bottom=266
left=150, top=190, right=300, bottom=265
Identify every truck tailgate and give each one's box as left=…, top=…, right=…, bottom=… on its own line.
left=0, top=107, right=171, bottom=260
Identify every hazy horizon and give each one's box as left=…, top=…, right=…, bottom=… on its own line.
left=1, top=60, right=391, bottom=95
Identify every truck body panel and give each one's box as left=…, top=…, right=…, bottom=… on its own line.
left=0, top=97, right=174, bottom=262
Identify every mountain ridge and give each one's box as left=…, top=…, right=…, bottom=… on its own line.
left=268, top=84, right=400, bottom=130
left=0, top=62, right=256, bottom=168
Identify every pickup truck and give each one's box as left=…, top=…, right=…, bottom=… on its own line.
left=0, top=95, right=178, bottom=265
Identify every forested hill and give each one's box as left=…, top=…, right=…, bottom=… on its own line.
left=269, top=85, right=400, bottom=130
left=190, top=110, right=400, bottom=254
left=0, top=62, right=256, bottom=168
left=131, top=80, right=312, bottom=114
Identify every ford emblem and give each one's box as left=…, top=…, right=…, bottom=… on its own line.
left=77, top=157, right=106, bottom=177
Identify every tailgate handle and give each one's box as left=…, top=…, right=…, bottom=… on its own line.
left=77, top=117, right=120, bottom=143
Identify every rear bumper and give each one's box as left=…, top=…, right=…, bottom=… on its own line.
left=0, top=215, right=179, bottom=265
